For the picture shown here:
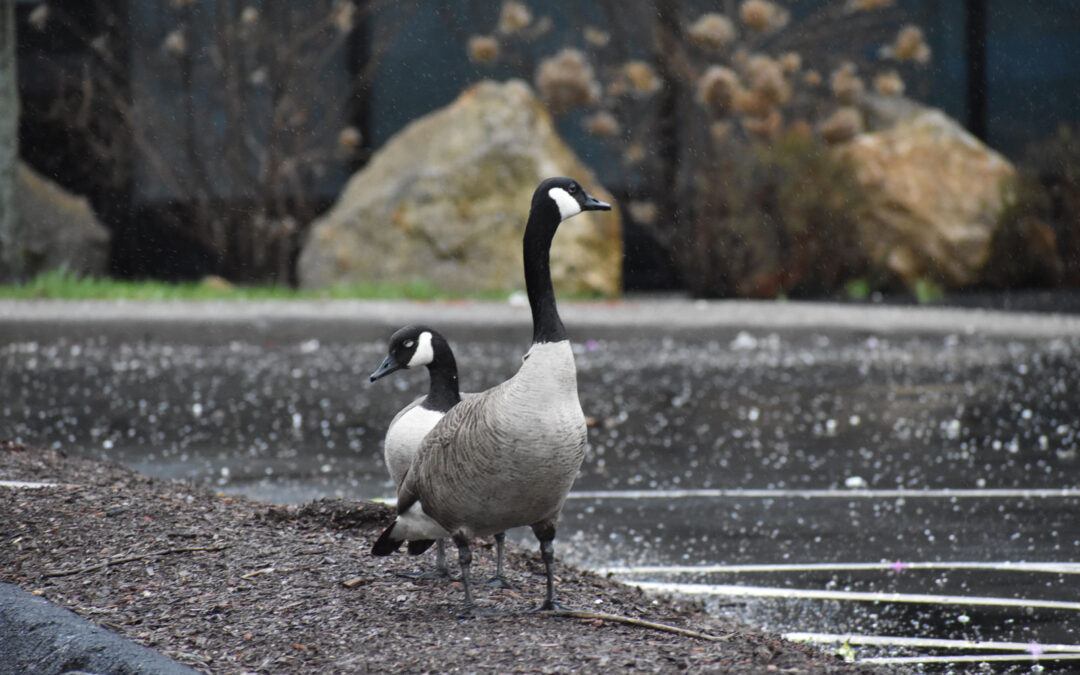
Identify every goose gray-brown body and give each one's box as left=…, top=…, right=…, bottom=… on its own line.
left=372, top=176, right=611, bottom=611
left=401, top=340, right=585, bottom=539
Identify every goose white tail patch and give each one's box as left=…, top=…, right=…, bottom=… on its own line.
left=397, top=501, right=450, bottom=540
left=548, top=187, right=581, bottom=221
left=406, top=331, right=434, bottom=368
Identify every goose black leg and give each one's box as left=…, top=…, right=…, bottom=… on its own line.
left=484, top=532, right=515, bottom=589
left=531, top=521, right=565, bottom=611
left=398, top=539, right=453, bottom=581
left=453, top=533, right=476, bottom=615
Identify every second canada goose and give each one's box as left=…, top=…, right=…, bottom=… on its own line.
left=372, top=177, right=611, bottom=612
left=369, top=325, right=513, bottom=587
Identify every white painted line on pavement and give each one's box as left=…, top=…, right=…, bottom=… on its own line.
left=599, top=561, right=1080, bottom=575
left=627, top=581, right=1080, bottom=611
left=784, top=632, right=1080, bottom=653
left=567, top=487, right=1080, bottom=500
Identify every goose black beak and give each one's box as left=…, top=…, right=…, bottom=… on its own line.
left=370, top=354, right=405, bottom=382
left=582, top=194, right=612, bottom=212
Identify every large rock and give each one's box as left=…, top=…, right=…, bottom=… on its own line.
left=839, top=106, right=1018, bottom=287
left=2, top=162, right=111, bottom=280
left=299, top=80, right=622, bottom=297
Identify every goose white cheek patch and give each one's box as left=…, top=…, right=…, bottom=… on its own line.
left=407, top=331, right=434, bottom=367
left=548, top=187, right=581, bottom=220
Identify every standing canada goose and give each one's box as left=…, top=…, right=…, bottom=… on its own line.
left=369, top=325, right=513, bottom=587
left=372, top=177, right=611, bottom=613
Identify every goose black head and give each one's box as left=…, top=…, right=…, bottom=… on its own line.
left=370, top=325, right=438, bottom=382
left=533, top=177, right=612, bottom=223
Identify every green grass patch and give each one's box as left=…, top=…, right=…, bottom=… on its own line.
left=0, top=270, right=518, bottom=301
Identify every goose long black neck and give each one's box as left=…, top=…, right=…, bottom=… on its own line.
left=423, top=337, right=460, bottom=413
left=523, top=199, right=567, bottom=344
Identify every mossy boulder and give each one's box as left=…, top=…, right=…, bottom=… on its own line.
left=2, top=163, right=111, bottom=280
left=298, top=79, right=622, bottom=297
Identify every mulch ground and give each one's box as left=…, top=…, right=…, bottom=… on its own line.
left=0, top=441, right=888, bottom=674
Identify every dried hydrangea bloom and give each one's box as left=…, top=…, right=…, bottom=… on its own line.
left=874, top=70, right=905, bottom=96
left=584, top=111, right=621, bottom=137
left=624, top=143, right=646, bottom=164
left=882, top=24, right=931, bottom=64
left=628, top=201, right=658, bottom=225
left=819, top=106, right=863, bottom=144
left=779, top=52, right=802, bottom=74
left=498, top=1, right=533, bottom=34
left=28, top=4, right=49, bottom=31
left=746, top=54, right=791, bottom=106
left=163, top=30, right=187, bottom=56
left=337, top=126, right=362, bottom=152
left=688, top=13, right=737, bottom=52
left=830, top=62, right=864, bottom=104
left=622, top=61, right=661, bottom=96
left=804, top=70, right=822, bottom=86
left=787, top=119, right=813, bottom=141
left=331, top=1, right=356, bottom=33
left=739, top=0, right=789, bottom=33
left=240, top=6, right=259, bottom=26
left=742, top=109, right=783, bottom=141
left=536, top=48, right=599, bottom=114
left=584, top=26, right=611, bottom=47
left=710, top=120, right=733, bottom=146
left=697, top=65, right=742, bottom=115
left=733, top=89, right=772, bottom=117
left=468, top=35, right=500, bottom=65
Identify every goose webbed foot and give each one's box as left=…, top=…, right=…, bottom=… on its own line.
left=483, top=574, right=516, bottom=589
left=535, top=599, right=571, bottom=612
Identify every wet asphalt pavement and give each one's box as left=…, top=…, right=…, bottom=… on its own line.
left=3, top=298, right=1080, bottom=671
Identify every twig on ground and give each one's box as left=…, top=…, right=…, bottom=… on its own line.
left=43, top=545, right=231, bottom=578
left=549, top=609, right=734, bottom=642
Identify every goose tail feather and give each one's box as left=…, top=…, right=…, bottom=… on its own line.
left=407, top=539, right=436, bottom=555
left=371, top=522, right=404, bottom=556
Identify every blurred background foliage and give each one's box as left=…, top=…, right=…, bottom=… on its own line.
left=5, top=0, right=1080, bottom=300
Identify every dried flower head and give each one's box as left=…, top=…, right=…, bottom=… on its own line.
left=584, top=26, right=611, bottom=47
left=28, top=4, right=49, bottom=31
left=337, top=126, right=362, bottom=152
left=536, top=48, right=599, bottom=114
left=622, top=61, right=661, bottom=96
left=331, top=1, right=356, bottom=34
left=624, top=143, right=646, bottom=164
left=820, top=106, right=863, bottom=144
left=742, top=109, right=783, bottom=141
left=688, top=13, right=737, bottom=52
left=745, top=54, right=791, bottom=106
left=240, top=6, right=259, bottom=26
left=874, top=70, right=905, bottom=96
left=710, top=120, right=732, bottom=146
left=584, top=111, right=621, bottom=137
left=498, top=1, right=533, bottom=34
left=733, top=89, right=772, bottom=117
left=804, top=70, right=822, bottom=86
left=697, top=65, right=742, bottom=115
left=739, top=0, right=789, bottom=33
left=882, top=24, right=931, bottom=64
left=249, top=67, right=268, bottom=86
left=163, top=30, right=187, bottom=56
left=787, top=119, right=814, bottom=141
left=780, top=52, right=802, bottom=74
left=628, top=201, right=658, bottom=225
left=830, top=62, right=864, bottom=104
left=468, top=35, right=499, bottom=65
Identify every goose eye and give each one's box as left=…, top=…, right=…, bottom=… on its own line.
left=567, top=184, right=578, bottom=194
left=403, top=340, right=415, bottom=348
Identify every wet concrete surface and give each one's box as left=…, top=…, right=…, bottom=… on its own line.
left=3, top=299, right=1080, bottom=670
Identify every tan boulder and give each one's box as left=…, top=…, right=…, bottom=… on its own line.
left=838, top=106, right=1017, bottom=287
left=2, top=163, right=111, bottom=280
left=298, top=79, right=622, bottom=297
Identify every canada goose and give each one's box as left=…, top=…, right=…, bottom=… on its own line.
left=372, top=177, right=611, bottom=612
left=369, top=325, right=513, bottom=587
